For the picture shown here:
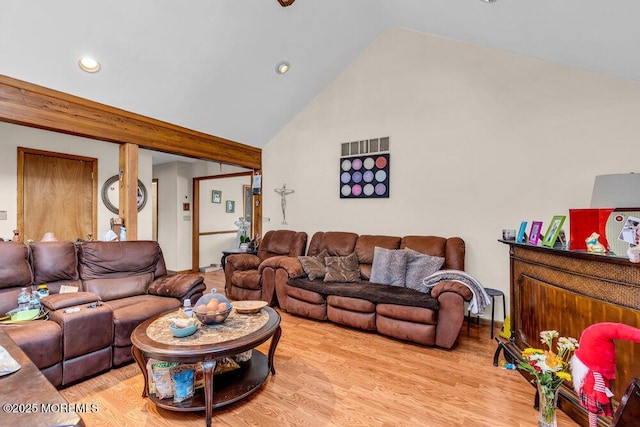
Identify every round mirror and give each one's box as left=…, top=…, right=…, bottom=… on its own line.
left=101, top=175, right=148, bottom=214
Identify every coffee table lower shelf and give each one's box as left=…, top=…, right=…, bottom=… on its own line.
left=149, top=350, right=269, bottom=411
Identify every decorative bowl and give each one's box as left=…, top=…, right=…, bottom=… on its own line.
left=193, top=293, right=233, bottom=325
left=194, top=306, right=233, bottom=325
left=169, top=321, right=198, bottom=338
left=233, top=300, right=268, bottom=314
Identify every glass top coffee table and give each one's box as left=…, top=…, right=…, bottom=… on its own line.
left=131, top=306, right=281, bottom=427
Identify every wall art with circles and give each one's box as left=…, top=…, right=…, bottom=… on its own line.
left=340, top=154, right=389, bottom=199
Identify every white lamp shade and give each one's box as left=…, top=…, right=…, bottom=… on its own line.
left=590, top=173, right=640, bottom=208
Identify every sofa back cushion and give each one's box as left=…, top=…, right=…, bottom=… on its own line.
left=258, top=230, right=307, bottom=260
left=30, top=241, right=80, bottom=289
left=0, top=242, right=33, bottom=313
left=83, top=274, right=153, bottom=301
left=307, top=232, right=359, bottom=257
left=355, top=235, right=402, bottom=280
left=400, top=236, right=465, bottom=271
left=78, top=241, right=162, bottom=300
left=0, top=242, right=32, bottom=290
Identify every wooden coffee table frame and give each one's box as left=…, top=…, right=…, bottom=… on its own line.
left=131, top=307, right=281, bottom=427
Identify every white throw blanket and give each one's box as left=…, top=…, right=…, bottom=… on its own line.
left=421, top=270, right=491, bottom=315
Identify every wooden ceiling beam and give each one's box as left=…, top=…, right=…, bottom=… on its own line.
left=0, top=75, right=261, bottom=170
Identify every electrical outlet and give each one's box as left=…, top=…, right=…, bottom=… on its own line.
left=183, top=215, right=191, bottom=221
left=0, top=211, right=7, bottom=220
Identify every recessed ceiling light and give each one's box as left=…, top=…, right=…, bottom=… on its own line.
left=482, top=0, right=498, bottom=2
left=276, top=61, right=290, bottom=74
left=78, top=56, right=100, bottom=73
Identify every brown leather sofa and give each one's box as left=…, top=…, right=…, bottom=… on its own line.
left=224, top=229, right=307, bottom=305
left=272, top=231, right=473, bottom=349
left=0, top=240, right=205, bottom=387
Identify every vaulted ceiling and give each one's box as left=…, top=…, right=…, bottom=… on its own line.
left=2, top=1, right=638, bottom=151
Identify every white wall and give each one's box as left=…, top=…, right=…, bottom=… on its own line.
left=0, top=122, right=152, bottom=241
left=262, top=28, right=640, bottom=319
left=153, top=162, right=180, bottom=268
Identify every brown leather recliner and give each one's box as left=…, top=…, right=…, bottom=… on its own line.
left=224, top=230, right=307, bottom=305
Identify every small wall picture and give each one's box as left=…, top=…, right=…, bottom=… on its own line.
left=226, top=200, right=235, bottom=213
left=529, top=221, right=543, bottom=246
left=212, top=190, right=222, bottom=204
left=542, top=215, right=566, bottom=247
left=517, top=221, right=528, bottom=243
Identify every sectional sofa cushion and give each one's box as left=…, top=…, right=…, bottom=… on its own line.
left=31, top=241, right=79, bottom=284
left=0, top=242, right=32, bottom=290
left=288, top=278, right=439, bottom=310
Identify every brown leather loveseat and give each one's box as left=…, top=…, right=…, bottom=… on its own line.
left=224, top=229, right=307, bottom=305
left=0, top=240, right=205, bottom=387
left=272, top=231, right=473, bottom=349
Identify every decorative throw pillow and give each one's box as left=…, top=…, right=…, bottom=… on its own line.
left=298, top=249, right=329, bottom=281
left=323, top=252, right=360, bottom=282
left=369, top=247, right=408, bottom=287
left=404, top=247, right=445, bottom=291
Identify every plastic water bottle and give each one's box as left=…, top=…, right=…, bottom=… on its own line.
left=17, top=288, right=30, bottom=310
left=183, top=299, right=193, bottom=318
left=30, top=291, right=41, bottom=310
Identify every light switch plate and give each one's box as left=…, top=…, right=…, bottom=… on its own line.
left=0, top=211, right=7, bottom=220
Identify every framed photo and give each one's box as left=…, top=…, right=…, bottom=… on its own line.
left=528, top=221, right=543, bottom=246
left=212, top=190, right=222, bottom=204
left=542, top=215, right=566, bottom=247
left=226, top=200, right=235, bottom=213
left=517, top=221, right=528, bottom=243
left=617, top=215, right=640, bottom=245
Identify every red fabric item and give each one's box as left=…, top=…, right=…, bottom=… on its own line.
left=573, top=322, right=640, bottom=379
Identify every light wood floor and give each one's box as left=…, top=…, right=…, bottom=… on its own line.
left=60, top=271, right=578, bottom=427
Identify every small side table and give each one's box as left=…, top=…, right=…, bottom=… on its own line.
left=467, top=287, right=506, bottom=339
left=221, top=248, right=258, bottom=270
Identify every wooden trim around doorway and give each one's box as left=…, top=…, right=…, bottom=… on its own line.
left=192, top=171, right=260, bottom=272
left=17, top=147, right=98, bottom=241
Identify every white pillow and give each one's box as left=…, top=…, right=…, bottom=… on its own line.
left=404, top=248, right=445, bottom=291
left=369, top=247, right=408, bottom=287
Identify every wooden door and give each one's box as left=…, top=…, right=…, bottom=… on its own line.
left=18, top=148, right=97, bottom=242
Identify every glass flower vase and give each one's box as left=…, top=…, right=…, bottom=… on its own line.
left=537, top=382, right=559, bottom=427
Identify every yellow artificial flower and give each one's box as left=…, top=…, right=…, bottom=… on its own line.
left=523, top=347, right=543, bottom=356
left=556, top=371, right=572, bottom=382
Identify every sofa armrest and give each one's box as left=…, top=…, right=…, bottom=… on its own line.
left=267, top=257, right=306, bottom=311
left=148, top=273, right=206, bottom=302
left=430, top=281, right=472, bottom=349
left=430, top=280, right=473, bottom=301
left=257, top=255, right=282, bottom=272
left=260, top=256, right=305, bottom=278
left=226, top=254, right=261, bottom=271
left=41, top=292, right=102, bottom=311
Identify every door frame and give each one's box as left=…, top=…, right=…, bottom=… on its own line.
left=192, top=171, right=255, bottom=271
left=17, top=147, right=98, bottom=241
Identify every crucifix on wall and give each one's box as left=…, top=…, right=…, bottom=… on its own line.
left=274, top=183, right=294, bottom=225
